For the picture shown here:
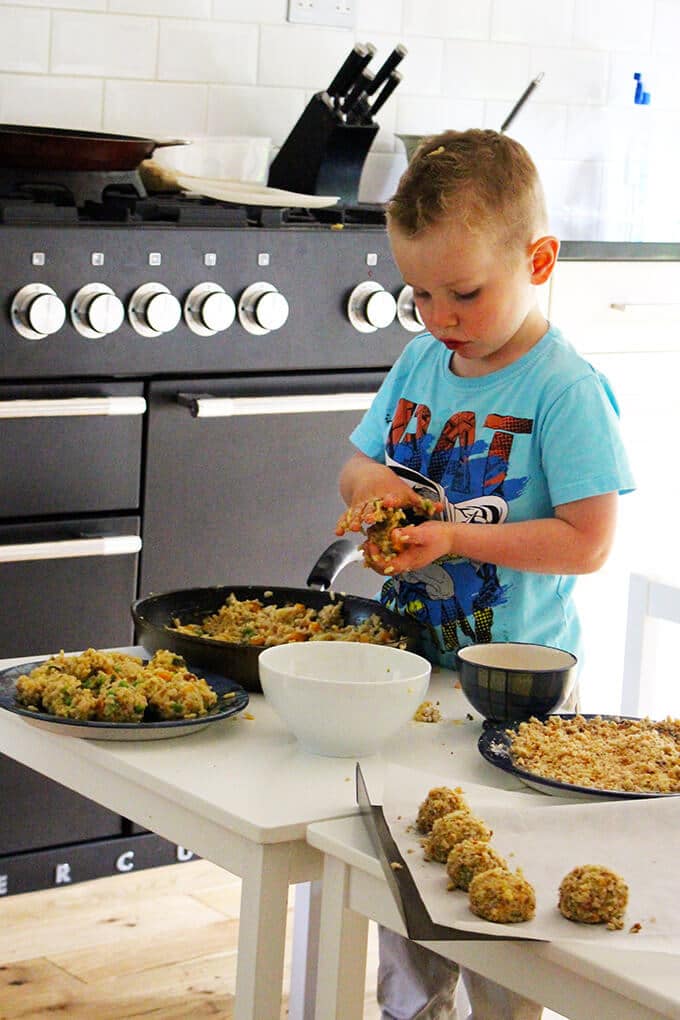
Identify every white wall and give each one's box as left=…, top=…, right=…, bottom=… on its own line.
left=1, top=0, right=680, bottom=241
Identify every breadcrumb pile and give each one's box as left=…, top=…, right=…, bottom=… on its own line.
left=508, top=714, right=680, bottom=793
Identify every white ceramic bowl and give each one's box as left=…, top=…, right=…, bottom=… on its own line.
left=258, top=642, right=431, bottom=757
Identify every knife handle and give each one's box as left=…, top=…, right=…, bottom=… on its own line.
left=367, top=44, right=407, bottom=95
left=366, top=70, right=402, bottom=119
left=327, top=43, right=374, bottom=99
left=342, top=69, right=375, bottom=116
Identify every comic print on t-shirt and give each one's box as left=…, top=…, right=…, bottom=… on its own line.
left=379, top=396, right=533, bottom=655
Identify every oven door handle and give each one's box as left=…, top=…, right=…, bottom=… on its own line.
left=0, top=397, right=147, bottom=419
left=0, top=535, right=142, bottom=564
left=177, top=392, right=377, bottom=418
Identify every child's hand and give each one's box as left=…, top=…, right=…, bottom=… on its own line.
left=363, top=520, right=454, bottom=575
left=336, top=495, right=443, bottom=572
left=335, top=491, right=426, bottom=535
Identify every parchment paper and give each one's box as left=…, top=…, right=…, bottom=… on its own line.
left=382, top=763, right=680, bottom=952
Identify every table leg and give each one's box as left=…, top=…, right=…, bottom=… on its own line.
left=234, top=841, right=292, bottom=1020
left=315, top=853, right=369, bottom=1020
left=288, top=880, right=323, bottom=1020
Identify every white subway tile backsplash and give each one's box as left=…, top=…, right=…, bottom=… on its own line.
left=485, top=100, right=568, bottom=158
left=213, top=0, right=286, bottom=22
left=442, top=40, right=530, bottom=101
left=356, top=0, right=404, bottom=34
left=395, top=96, right=485, bottom=135
left=0, top=6, right=49, bottom=74
left=529, top=47, right=608, bottom=105
left=206, top=84, right=305, bottom=147
left=51, top=12, right=157, bottom=78
left=652, top=0, right=680, bottom=54
left=491, top=0, right=574, bottom=47
left=0, top=72, right=102, bottom=128
left=573, top=0, right=654, bottom=52
left=259, top=25, right=358, bottom=90
left=403, top=0, right=491, bottom=40
left=104, top=79, right=208, bottom=137
left=159, top=18, right=258, bottom=84
left=109, top=0, right=210, bottom=16
left=390, top=34, right=443, bottom=95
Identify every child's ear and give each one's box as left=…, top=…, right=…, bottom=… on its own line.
left=529, top=235, right=560, bottom=284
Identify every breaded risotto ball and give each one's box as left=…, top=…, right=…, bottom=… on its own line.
left=416, top=786, right=469, bottom=834
left=469, top=867, right=536, bottom=924
left=558, top=864, right=629, bottom=930
left=446, top=838, right=509, bottom=891
left=424, top=810, right=492, bottom=863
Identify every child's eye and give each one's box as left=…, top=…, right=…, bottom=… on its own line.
left=454, top=288, right=480, bottom=302
left=413, top=290, right=429, bottom=301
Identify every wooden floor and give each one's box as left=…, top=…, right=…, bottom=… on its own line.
left=0, top=859, right=381, bottom=1019
left=0, top=860, right=568, bottom=1019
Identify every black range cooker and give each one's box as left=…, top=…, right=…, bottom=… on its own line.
left=0, top=172, right=421, bottom=893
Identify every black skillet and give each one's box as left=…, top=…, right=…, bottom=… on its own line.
left=131, top=580, right=423, bottom=694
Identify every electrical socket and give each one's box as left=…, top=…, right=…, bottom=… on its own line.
left=287, top=0, right=355, bottom=29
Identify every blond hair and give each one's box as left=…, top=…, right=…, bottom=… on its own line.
left=387, top=128, right=547, bottom=250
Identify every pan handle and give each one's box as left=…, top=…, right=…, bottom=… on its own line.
left=306, top=538, right=364, bottom=590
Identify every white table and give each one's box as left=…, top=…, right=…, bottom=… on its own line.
left=308, top=815, right=680, bottom=1020
left=0, top=650, right=492, bottom=1020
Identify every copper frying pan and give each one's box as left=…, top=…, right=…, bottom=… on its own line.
left=0, top=124, right=185, bottom=172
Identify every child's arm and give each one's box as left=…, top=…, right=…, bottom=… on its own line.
left=385, top=492, right=618, bottom=577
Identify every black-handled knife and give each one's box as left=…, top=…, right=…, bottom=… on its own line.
left=327, top=43, right=375, bottom=101
left=366, top=44, right=407, bottom=95
left=365, top=70, right=402, bottom=121
left=342, top=69, right=375, bottom=117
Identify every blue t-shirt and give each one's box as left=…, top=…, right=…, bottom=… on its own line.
left=350, top=325, right=635, bottom=669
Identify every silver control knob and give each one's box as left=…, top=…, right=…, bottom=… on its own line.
left=396, top=285, right=425, bottom=332
left=128, top=282, right=182, bottom=337
left=11, top=284, right=66, bottom=340
left=347, top=281, right=397, bottom=333
left=184, top=283, right=236, bottom=336
left=238, top=282, right=290, bottom=335
left=71, top=283, right=125, bottom=339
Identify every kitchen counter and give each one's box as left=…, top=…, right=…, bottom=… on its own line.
left=559, top=241, right=680, bottom=260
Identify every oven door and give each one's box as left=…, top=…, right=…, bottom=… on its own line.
left=0, top=516, right=141, bottom=657
left=139, top=373, right=386, bottom=597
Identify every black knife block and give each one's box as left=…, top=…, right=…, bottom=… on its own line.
left=268, top=92, right=379, bottom=205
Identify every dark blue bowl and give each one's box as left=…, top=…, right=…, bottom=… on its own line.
left=457, top=642, right=577, bottom=723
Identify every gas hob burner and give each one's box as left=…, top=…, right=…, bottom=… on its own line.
left=0, top=167, right=146, bottom=207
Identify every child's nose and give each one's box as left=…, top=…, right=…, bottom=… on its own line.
left=430, top=298, right=459, bottom=330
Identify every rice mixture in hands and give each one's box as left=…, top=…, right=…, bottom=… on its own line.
left=171, top=594, right=406, bottom=648
left=16, top=648, right=218, bottom=722
left=336, top=496, right=442, bottom=567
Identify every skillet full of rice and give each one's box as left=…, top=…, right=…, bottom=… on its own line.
left=132, top=584, right=424, bottom=693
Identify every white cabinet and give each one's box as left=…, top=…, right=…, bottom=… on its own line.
left=548, top=261, right=680, bottom=714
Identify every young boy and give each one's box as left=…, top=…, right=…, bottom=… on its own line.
left=336, top=129, right=634, bottom=1019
